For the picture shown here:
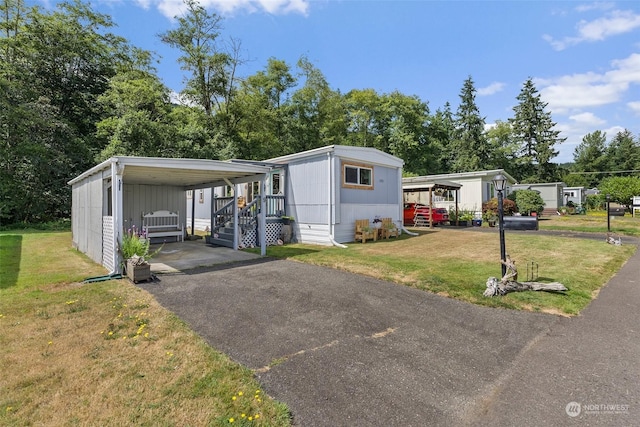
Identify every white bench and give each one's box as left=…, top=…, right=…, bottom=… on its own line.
left=142, top=210, right=184, bottom=242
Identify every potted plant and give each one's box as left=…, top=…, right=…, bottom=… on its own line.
left=119, top=226, right=161, bottom=283
left=459, top=212, right=474, bottom=226
left=281, top=215, right=295, bottom=225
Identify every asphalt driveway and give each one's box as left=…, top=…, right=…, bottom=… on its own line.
left=135, top=253, right=640, bottom=426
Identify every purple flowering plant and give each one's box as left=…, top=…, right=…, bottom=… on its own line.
left=119, top=225, right=159, bottom=262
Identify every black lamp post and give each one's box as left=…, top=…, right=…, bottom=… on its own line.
left=493, top=174, right=507, bottom=277
left=606, top=194, right=611, bottom=233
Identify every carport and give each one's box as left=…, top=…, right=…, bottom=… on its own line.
left=69, top=156, right=272, bottom=274
left=402, top=180, right=462, bottom=227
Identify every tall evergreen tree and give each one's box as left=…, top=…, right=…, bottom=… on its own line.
left=451, top=76, right=490, bottom=172
left=509, top=77, right=564, bottom=182
left=572, top=130, right=608, bottom=187
left=605, top=129, right=640, bottom=174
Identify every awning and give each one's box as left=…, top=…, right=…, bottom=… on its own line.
left=402, top=180, right=462, bottom=191
left=69, top=156, right=271, bottom=188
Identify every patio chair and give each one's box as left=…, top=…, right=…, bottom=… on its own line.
left=354, top=219, right=376, bottom=243
left=381, top=217, right=399, bottom=239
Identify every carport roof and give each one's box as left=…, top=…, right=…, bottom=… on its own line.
left=403, top=180, right=462, bottom=191
left=68, top=156, right=272, bottom=188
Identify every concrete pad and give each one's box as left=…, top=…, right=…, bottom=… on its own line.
left=149, top=239, right=260, bottom=273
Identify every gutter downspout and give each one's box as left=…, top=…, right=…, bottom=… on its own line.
left=398, top=167, right=418, bottom=236
left=328, top=152, right=347, bottom=248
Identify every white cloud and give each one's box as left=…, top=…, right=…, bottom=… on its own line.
left=575, top=2, right=615, bottom=13
left=477, top=82, right=505, bottom=96
left=544, top=9, right=640, bottom=51
left=569, top=112, right=606, bottom=126
left=538, top=53, right=640, bottom=113
left=603, top=125, right=626, bottom=137
left=148, top=0, right=309, bottom=19
left=628, top=101, right=640, bottom=115
left=134, top=0, right=152, bottom=10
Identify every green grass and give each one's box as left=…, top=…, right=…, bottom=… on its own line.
left=539, top=212, right=640, bottom=236
left=0, top=231, right=291, bottom=426
left=253, top=227, right=636, bottom=316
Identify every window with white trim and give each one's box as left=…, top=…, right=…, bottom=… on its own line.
left=342, top=162, right=373, bottom=189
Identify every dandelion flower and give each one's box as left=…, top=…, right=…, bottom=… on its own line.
left=229, top=418, right=234, bottom=423
left=108, top=331, right=113, bottom=336
left=248, top=417, right=253, bottom=421
left=241, top=413, right=246, bottom=418
left=232, top=396, right=237, bottom=401
left=48, top=341, right=52, bottom=345
left=238, top=391, right=243, bottom=396
left=144, top=333, right=149, bottom=338
left=254, top=414, right=260, bottom=419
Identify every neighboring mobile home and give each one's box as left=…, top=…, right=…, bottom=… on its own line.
left=511, top=182, right=566, bottom=215
left=403, top=170, right=518, bottom=216
left=563, top=186, right=586, bottom=206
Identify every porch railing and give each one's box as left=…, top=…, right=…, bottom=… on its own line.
left=211, top=195, right=287, bottom=234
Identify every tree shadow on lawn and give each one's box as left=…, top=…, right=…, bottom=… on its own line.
left=0, top=234, right=22, bottom=289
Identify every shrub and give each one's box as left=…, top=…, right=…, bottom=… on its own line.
left=586, top=194, right=605, bottom=210
left=515, top=190, right=545, bottom=215
left=482, top=197, right=517, bottom=220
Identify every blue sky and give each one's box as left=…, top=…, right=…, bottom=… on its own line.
left=38, top=0, right=640, bottom=164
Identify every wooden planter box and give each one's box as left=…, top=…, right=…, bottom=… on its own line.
left=126, top=260, right=151, bottom=283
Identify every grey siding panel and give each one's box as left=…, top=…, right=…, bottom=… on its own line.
left=340, top=165, right=399, bottom=205
left=286, top=156, right=329, bottom=225
left=294, top=223, right=332, bottom=245
left=71, top=173, right=104, bottom=266
left=336, top=203, right=401, bottom=243
left=122, top=184, right=185, bottom=231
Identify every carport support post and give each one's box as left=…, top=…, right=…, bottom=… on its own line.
left=112, top=161, right=124, bottom=273
left=428, top=187, right=434, bottom=229
left=259, top=175, right=267, bottom=256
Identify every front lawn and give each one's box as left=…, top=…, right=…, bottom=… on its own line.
left=539, top=211, right=640, bottom=236
left=258, top=227, right=636, bottom=316
left=0, top=231, right=291, bottom=426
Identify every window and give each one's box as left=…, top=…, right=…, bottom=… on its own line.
left=272, top=173, right=281, bottom=194
left=342, top=162, right=373, bottom=189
